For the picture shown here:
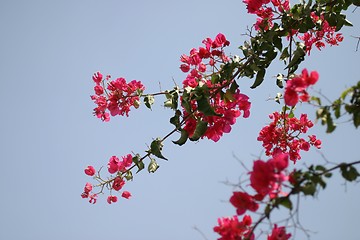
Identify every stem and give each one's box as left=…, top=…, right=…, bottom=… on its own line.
left=317, top=160, right=360, bottom=176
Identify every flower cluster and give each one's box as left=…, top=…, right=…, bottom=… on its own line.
left=257, top=112, right=321, bottom=162
left=214, top=154, right=292, bottom=239
left=229, top=153, right=289, bottom=219
left=243, top=0, right=290, bottom=31
left=299, top=12, right=344, bottom=54
left=180, top=33, right=251, bottom=142
left=250, top=153, right=289, bottom=200
left=81, top=182, right=98, bottom=204
left=213, top=215, right=253, bottom=240
left=183, top=89, right=251, bottom=142
left=107, top=154, right=133, bottom=174
left=180, top=33, right=230, bottom=81
left=214, top=215, right=291, bottom=240
left=284, top=69, right=319, bottom=106
left=81, top=154, right=133, bottom=204
left=230, top=192, right=259, bottom=215
left=268, top=224, right=292, bottom=240
left=91, top=72, right=145, bottom=122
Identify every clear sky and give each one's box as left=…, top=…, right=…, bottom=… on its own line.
left=0, top=1, right=359, bottom=240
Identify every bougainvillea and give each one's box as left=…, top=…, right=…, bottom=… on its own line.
left=91, top=73, right=145, bottom=122
left=82, top=0, right=360, bottom=239
left=257, top=110, right=321, bottom=162
left=213, top=215, right=253, bottom=240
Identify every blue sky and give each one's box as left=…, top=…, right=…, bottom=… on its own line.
left=0, top=1, right=359, bottom=239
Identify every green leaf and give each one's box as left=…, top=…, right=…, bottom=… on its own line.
left=301, top=182, right=316, bottom=196
left=250, top=69, right=266, bottom=89
left=230, top=80, right=239, bottom=93
left=264, top=204, right=271, bottom=219
left=172, top=129, right=189, bottom=146
left=144, top=95, right=155, bottom=110
left=324, top=172, right=333, bottom=178
left=276, top=73, right=284, bottom=88
left=211, top=74, right=220, bottom=84
left=170, top=110, right=181, bottom=129
left=340, top=87, right=353, bottom=100
left=315, top=165, right=326, bottom=172
left=132, top=154, right=145, bottom=173
left=181, top=91, right=192, bottom=114
left=340, top=164, right=360, bottom=182
left=286, top=44, right=305, bottom=70
left=273, top=35, right=282, bottom=51
left=150, top=138, right=168, bottom=160
left=189, top=120, right=208, bottom=141
left=148, top=158, right=159, bottom=173
left=224, top=89, right=235, bottom=103
left=124, top=171, right=133, bottom=181
left=197, top=95, right=221, bottom=116
left=276, top=197, right=293, bottom=210
left=332, top=99, right=342, bottom=118
left=164, top=88, right=179, bottom=110
left=354, top=111, right=360, bottom=128
left=280, top=47, right=289, bottom=61
left=220, top=62, right=236, bottom=80
left=326, top=115, right=336, bottom=133
left=265, top=49, right=277, bottom=62
left=311, top=96, right=322, bottom=106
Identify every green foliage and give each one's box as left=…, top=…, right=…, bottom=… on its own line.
left=132, top=154, right=145, bottom=173
left=275, top=197, right=293, bottom=210
left=353, top=0, right=360, bottom=6
left=189, top=120, right=208, bottom=141
left=314, top=81, right=360, bottom=132
left=286, top=42, right=306, bottom=74
left=340, top=163, right=360, bottom=182
left=144, top=95, right=155, bottom=109
left=149, top=138, right=168, bottom=160
left=125, top=170, right=133, bottom=181
left=148, top=157, right=160, bottom=173
left=172, top=129, right=189, bottom=146
left=164, top=87, right=179, bottom=110
left=170, top=110, right=182, bottom=130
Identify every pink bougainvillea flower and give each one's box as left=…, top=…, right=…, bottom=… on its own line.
left=89, top=194, right=98, bottom=204
left=94, top=85, right=104, bottom=95
left=90, top=73, right=145, bottom=122
left=267, top=224, right=291, bottom=240
left=250, top=154, right=289, bottom=199
left=180, top=64, right=190, bottom=73
left=179, top=33, right=251, bottom=143
left=284, top=88, right=298, bottom=107
left=107, top=195, right=118, bottom=204
left=284, top=69, right=319, bottom=107
left=84, top=166, right=96, bottom=176
left=92, top=71, right=103, bottom=84
left=112, top=177, right=125, bottom=191
left=108, top=155, right=120, bottom=174
left=298, top=12, right=344, bottom=55
left=213, top=215, right=254, bottom=240
left=257, top=111, right=320, bottom=162
left=268, top=152, right=289, bottom=172
left=84, top=182, right=93, bottom=193
left=230, top=192, right=259, bottom=215
left=250, top=160, right=276, bottom=198
left=81, top=192, right=89, bottom=199
left=118, top=154, right=133, bottom=172
left=121, top=191, right=132, bottom=199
